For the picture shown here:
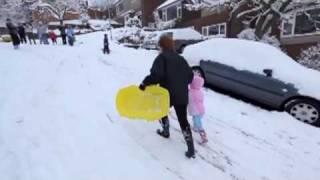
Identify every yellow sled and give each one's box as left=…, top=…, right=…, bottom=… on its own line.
left=116, top=85, right=170, bottom=121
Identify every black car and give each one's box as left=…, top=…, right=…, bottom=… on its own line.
left=184, top=39, right=320, bottom=127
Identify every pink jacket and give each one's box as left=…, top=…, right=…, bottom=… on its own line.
left=188, top=75, right=205, bottom=116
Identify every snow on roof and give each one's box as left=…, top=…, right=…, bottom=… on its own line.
left=183, top=38, right=320, bottom=100
left=49, top=20, right=83, bottom=26
left=164, top=28, right=202, bottom=40
left=147, top=28, right=202, bottom=41
left=48, top=19, right=121, bottom=26
left=157, top=0, right=181, bottom=10
left=89, top=19, right=121, bottom=26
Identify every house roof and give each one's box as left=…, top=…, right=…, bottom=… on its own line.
left=113, top=0, right=123, bottom=5
left=157, top=0, right=181, bottom=10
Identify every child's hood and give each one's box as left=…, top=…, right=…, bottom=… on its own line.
left=190, top=75, right=204, bottom=90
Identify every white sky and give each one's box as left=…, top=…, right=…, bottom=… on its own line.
left=88, top=0, right=115, bottom=6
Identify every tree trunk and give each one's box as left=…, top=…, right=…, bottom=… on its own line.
left=254, top=0, right=292, bottom=39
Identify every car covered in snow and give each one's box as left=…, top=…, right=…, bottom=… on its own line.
left=183, top=38, right=320, bottom=127
left=142, top=28, right=203, bottom=53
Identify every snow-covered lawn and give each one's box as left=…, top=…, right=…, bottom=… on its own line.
left=1, top=32, right=320, bottom=180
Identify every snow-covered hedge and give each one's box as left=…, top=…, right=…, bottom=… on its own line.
left=238, top=28, right=280, bottom=48
left=298, top=44, right=320, bottom=71
left=0, top=34, right=12, bottom=42
left=113, top=27, right=148, bottom=45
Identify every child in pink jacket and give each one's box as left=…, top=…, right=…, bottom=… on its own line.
left=188, top=75, right=208, bottom=144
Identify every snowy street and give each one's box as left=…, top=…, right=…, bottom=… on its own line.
left=1, top=32, right=320, bottom=180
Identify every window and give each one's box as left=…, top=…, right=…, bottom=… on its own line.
left=160, top=3, right=181, bottom=22
left=281, top=7, right=320, bottom=37
left=202, top=27, right=208, bottom=37
left=208, top=25, right=219, bottom=36
left=220, top=24, right=226, bottom=35
left=166, top=5, right=178, bottom=21
left=202, top=23, right=227, bottom=37
left=282, top=19, right=294, bottom=36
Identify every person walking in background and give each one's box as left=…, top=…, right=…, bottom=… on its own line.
left=188, top=75, right=208, bottom=144
left=37, top=22, right=45, bottom=44
left=18, top=23, right=27, bottom=44
left=103, top=34, right=110, bottom=54
left=6, top=18, right=20, bottom=49
left=140, top=36, right=195, bottom=158
left=66, top=25, right=74, bottom=46
left=42, top=23, right=49, bottom=45
left=25, top=23, right=36, bottom=45
left=49, top=31, right=57, bottom=45
left=59, top=25, right=67, bottom=45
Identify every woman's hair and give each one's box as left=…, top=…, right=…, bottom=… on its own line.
left=158, top=35, right=175, bottom=51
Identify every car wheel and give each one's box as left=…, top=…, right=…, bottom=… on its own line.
left=285, top=99, right=320, bottom=127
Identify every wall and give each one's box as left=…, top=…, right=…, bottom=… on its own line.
left=282, top=42, right=319, bottom=60
left=141, top=0, right=165, bottom=27
left=177, top=8, right=230, bottom=35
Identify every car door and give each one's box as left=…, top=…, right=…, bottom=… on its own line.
left=200, top=60, right=298, bottom=108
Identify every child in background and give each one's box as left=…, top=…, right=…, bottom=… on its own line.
left=49, top=31, right=57, bottom=44
left=103, top=34, right=110, bottom=54
left=188, top=74, right=208, bottom=144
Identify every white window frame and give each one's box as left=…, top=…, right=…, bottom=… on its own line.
left=202, top=27, right=208, bottom=37
left=281, top=5, right=320, bottom=38
left=202, top=23, right=227, bottom=38
left=160, top=2, right=181, bottom=22
left=177, top=6, right=182, bottom=19
left=162, top=9, right=167, bottom=21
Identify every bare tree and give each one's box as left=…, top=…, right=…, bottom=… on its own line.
left=185, top=0, right=320, bottom=40
left=34, top=0, right=80, bottom=25
left=0, top=0, right=37, bottom=24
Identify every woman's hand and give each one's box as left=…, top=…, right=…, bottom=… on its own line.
left=139, top=84, right=146, bottom=91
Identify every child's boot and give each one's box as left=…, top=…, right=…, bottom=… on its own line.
left=199, top=130, right=208, bottom=144
left=157, top=117, right=170, bottom=138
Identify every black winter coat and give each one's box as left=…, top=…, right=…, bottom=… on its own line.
left=6, top=22, right=20, bottom=46
left=6, top=22, right=17, bottom=34
left=143, top=50, right=194, bottom=105
left=18, top=26, right=25, bottom=36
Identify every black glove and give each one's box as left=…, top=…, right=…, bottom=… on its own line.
left=139, top=84, right=146, bottom=91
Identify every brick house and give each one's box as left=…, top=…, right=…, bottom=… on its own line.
left=156, top=0, right=320, bottom=60
left=32, top=8, right=80, bottom=24
left=279, top=5, right=320, bottom=58
left=113, top=0, right=165, bottom=27
left=88, top=6, right=117, bottom=20
left=156, top=0, right=201, bottom=28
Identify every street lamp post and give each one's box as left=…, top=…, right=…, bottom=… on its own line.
left=107, top=0, right=113, bottom=40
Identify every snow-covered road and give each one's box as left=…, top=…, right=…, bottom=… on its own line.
left=1, top=32, right=320, bottom=180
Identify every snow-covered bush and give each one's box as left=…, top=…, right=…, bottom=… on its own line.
left=0, top=34, right=12, bottom=42
left=238, top=28, right=280, bottom=48
left=298, top=44, right=320, bottom=71
left=113, top=27, right=146, bottom=45
left=125, top=15, right=142, bottom=28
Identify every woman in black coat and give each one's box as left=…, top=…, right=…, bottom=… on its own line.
left=6, top=18, right=20, bottom=49
left=140, top=36, right=195, bottom=158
